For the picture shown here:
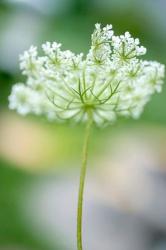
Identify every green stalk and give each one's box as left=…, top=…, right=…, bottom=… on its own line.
left=77, top=112, right=93, bottom=250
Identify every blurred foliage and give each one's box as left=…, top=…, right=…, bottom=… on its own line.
left=0, top=159, right=64, bottom=249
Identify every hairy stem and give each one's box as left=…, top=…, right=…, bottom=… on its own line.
left=77, top=113, right=93, bottom=250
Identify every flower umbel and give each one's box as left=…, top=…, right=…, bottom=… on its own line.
left=9, top=24, right=165, bottom=125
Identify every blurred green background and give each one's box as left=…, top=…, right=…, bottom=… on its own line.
left=0, top=0, right=166, bottom=250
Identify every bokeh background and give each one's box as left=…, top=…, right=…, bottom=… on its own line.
left=0, top=0, right=166, bottom=249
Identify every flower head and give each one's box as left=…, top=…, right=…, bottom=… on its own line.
left=9, top=24, right=165, bottom=126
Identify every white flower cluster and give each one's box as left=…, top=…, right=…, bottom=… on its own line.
left=9, top=24, right=165, bottom=126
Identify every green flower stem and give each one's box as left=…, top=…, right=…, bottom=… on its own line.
left=77, top=113, right=93, bottom=250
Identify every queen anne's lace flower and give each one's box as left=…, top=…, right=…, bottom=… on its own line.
left=9, top=24, right=165, bottom=126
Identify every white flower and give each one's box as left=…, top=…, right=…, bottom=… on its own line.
left=9, top=84, right=56, bottom=117
left=9, top=84, right=39, bottom=115
left=112, top=32, right=147, bottom=63
left=19, top=46, right=45, bottom=78
left=9, top=24, right=165, bottom=126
